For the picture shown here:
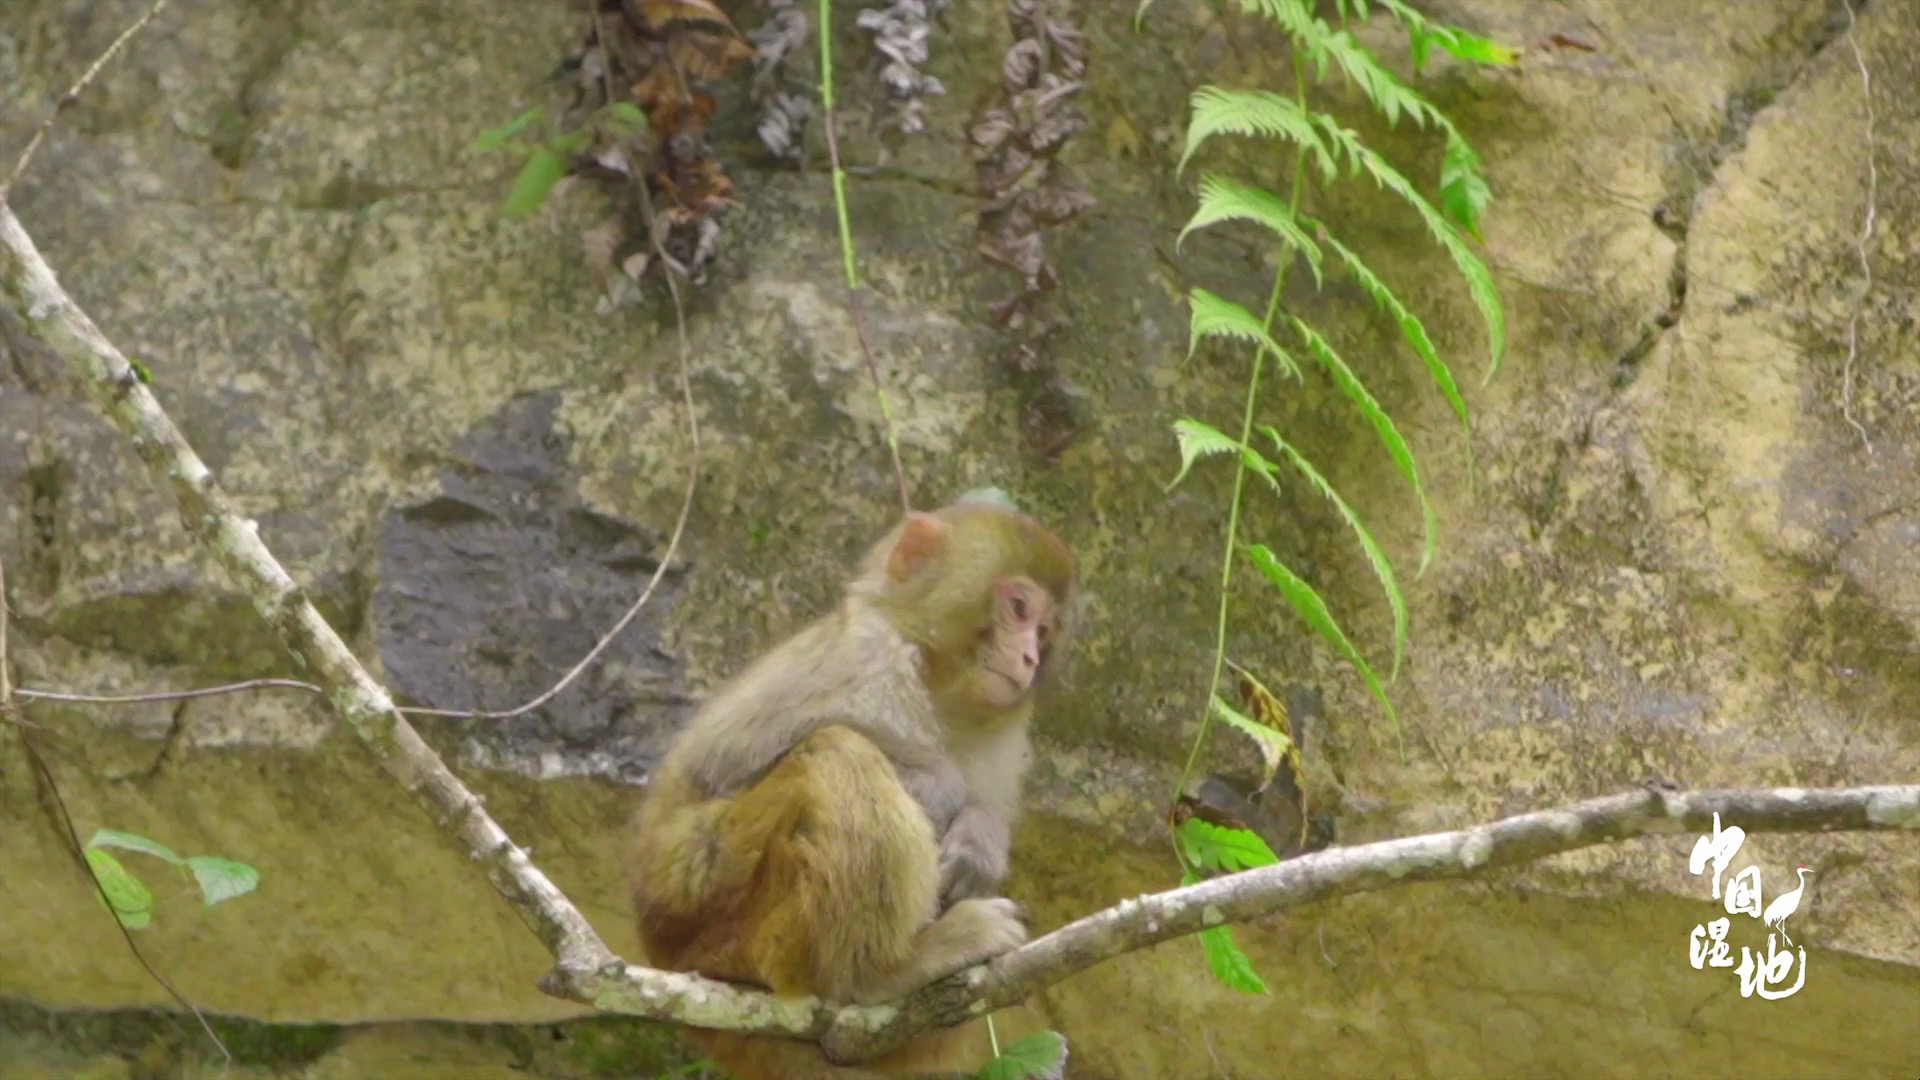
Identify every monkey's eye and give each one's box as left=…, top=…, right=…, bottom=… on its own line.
left=1009, top=593, right=1030, bottom=621
left=1036, top=623, right=1050, bottom=643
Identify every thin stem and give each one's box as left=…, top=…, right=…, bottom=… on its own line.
left=1169, top=53, right=1316, bottom=860
left=818, top=0, right=912, bottom=513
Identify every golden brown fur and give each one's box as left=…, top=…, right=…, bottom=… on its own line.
left=629, top=501, right=1074, bottom=1079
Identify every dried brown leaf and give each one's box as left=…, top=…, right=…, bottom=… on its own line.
left=1225, top=658, right=1309, bottom=852
left=969, top=108, right=1015, bottom=151
left=667, top=28, right=754, bottom=81
left=639, top=0, right=741, bottom=32
left=1002, top=38, right=1044, bottom=92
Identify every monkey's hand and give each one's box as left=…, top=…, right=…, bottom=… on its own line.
left=937, top=804, right=1011, bottom=908
left=852, top=896, right=1027, bottom=1004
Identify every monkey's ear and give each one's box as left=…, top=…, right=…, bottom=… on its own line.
left=887, top=512, right=949, bottom=583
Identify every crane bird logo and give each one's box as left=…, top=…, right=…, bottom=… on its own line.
left=1762, top=865, right=1813, bottom=947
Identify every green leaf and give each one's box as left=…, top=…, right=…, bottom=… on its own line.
left=1201, top=925, right=1269, bottom=994
left=1315, top=125, right=1505, bottom=380
left=1208, top=695, right=1295, bottom=773
left=1287, top=316, right=1437, bottom=575
left=1440, top=132, right=1493, bottom=238
left=1371, top=0, right=1519, bottom=67
left=606, top=101, right=649, bottom=133
left=1317, top=229, right=1468, bottom=432
left=475, top=106, right=545, bottom=152
left=1178, top=868, right=1269, bottom=993
left=1259, top=426, right=1407, bottom=682
left=1186, top=289, right=1300, bottom=377
left=186, top=856, right=261, bottom=907
left=1243, top=543, right=1400, bottom=753
left=501, top=148, right=567, bottom=217
left=977, top=1031, right=1069, bottom=1080
left=1178, top=816, right=1280, bottom=873
left=84, top=848, right=153, bottom=930
left=1180, top=176, right=1324, bottom=287
left=1232, top=0, right=1317, bottom=39
left=128, top=358, right=153, bottom=384
left=1181, top=87, right=1335, bottom=181
left=87, top=829, right=185, bottom=866
left=1315, top=29, right=1449, bottom=130
left=1428, top=25, right=1519, bottom=66
left=1166, top=418, right=1239, bottom=491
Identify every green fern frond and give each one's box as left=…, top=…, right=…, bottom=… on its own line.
left=1182, top=868, right=1272, bottom=993
left=1178, top=815, right=1281, bottom=872
left=1316, top=229, right=1468, bottom=431
left=1258, top=426, right=1407, bottom=682
left=1210, top=695, right=1296, bottom=760
left=1315, top=125, right=1505, bottom=379
left=1167, top=415, right=1288, bottom=494
left=1181, top=176, right=1325, bottom=286
left=1316, top=29, right=1451, bottom=130
left=1287, top=317, right=1437, bottom=577
left=1187, top=289, right=1302, bottom=377
left=1243, top=543, right=1401, bottom=752
left=1228, top=0, right=1317, bottom=38
left=1182, top=88, right=1336, bottom=181
left=1440, top=132, right=1493, bottom=237
left=1371, top=0, right=1519, bottom=69
left=1166, top=418, right=1240, bottom=491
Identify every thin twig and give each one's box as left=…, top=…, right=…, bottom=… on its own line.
left=15, top=678, right=324, bottom=706
left=819, top=0, right=913, bottom=514
left=1, top=557, right=226, bottom=1060
left=3, top=0, right=171, bottom=193
left=398, top=7, right=702, bottom=724
left=15, top=727, right=232, bottom=1064
left=0, top=556, right=10, bottom=706
left=1838, top=0, right=1877, bottom=454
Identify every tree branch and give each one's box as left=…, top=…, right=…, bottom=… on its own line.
left=7, top=197, right=1920, bottom=1064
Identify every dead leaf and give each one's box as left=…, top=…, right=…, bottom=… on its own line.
left=639, top=0, right=741, bottom=32
left=1225, top=658, right=1309, bottom=852
left=667, top=28, right=754, bottom=81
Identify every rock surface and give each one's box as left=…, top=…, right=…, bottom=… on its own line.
left=3, top=0, right=1918, bottom=1076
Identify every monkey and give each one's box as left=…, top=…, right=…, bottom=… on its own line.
left=629, top=497, right=1074, bottom=1079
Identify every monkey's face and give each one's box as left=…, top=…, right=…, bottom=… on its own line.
left=967, top=576, right=1060, bottom=709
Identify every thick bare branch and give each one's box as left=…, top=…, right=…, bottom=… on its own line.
left=814, top=782, right=1920, bottom=1062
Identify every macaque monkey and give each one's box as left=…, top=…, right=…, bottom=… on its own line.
left=630, top=496, right=1074, bottom=1079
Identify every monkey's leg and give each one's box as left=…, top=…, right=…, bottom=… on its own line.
left=697, top=725, right=1019, bottom=1080
left=737, top=725, right=1027, bottom=1003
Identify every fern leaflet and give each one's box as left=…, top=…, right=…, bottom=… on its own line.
left=1243, top=543, right=1400, bottom=752
left=1182, top=88, right=1335, bottom=181
left=1316, top=229, right=1467, bottom=429
left=1259, top=426, right=1407, bottom=682
left=1315, top=121, right=1505, bottom=379
left=1188, top=289, right=1301, bottom=377
left=1287, top=316, right=1436, bottom=575
left=1181, top=176, right=1325, bottom=287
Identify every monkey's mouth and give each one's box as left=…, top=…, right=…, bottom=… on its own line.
left=986, top=668, right=1028, bottom=695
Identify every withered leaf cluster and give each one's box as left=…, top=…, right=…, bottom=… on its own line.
left=563, top=0, right=754, bottom=301
left=856, top=0, right=950, bottom=136
left=970, top=0, right=1094, bottom=332
left=747, top=0, right=815, bottom=161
